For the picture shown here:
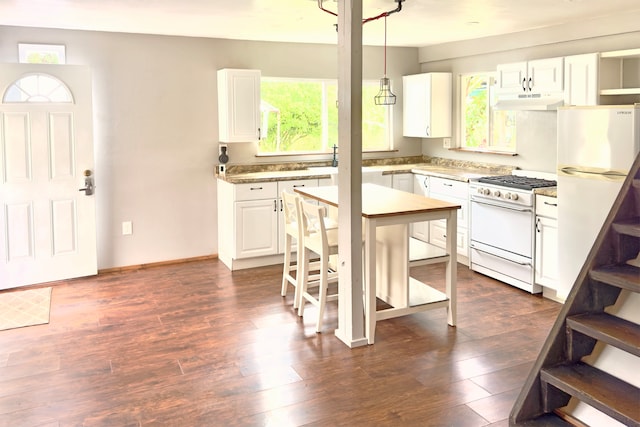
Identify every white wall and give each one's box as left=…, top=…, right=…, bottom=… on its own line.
left=0, top=25, right=419, bottom=269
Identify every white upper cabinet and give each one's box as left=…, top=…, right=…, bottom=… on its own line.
left=497, top=57, right=564, bottom=95
left=402, top=72, right=452, bottom=138
left=563, top=53, right=599, bottom=106
left=217, top=68, right=261, bottom=143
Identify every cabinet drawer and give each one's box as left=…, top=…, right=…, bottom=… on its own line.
left=234, top=181, right=278, bottom=201
left=535, top=195, right=558, bottom=219
left=278, top=179, right=318, bottom=196
left=430, top=177, right=468, bottom=199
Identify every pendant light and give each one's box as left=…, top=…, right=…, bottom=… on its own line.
left=374, top=14, right=396, bottom=106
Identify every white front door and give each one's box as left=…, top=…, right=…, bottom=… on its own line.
left=0, top=64, right=96, bottom=289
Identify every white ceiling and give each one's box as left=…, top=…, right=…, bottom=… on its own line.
left=2, top=0, right=640, bottom=48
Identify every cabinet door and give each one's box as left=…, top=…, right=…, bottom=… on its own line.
left=497, top=62, right=528, bottom=93
left=564, top=53, right=599, bottom=106
left=412, top=175, right=429, bottom=242
left=392, top=173, right=414, bottom=193
left=234, top=199, right=278, bottom=259
left=535, top=216, right=558, bottom=289
left=402, top=73, right=452, bottom=138
left=403, top=73, right=430, bottom=137
left=528, top=57, right=564, bottom=94
left=218, top=69, right=261, bottom=143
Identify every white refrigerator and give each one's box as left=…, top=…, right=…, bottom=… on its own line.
left=556, top=104, right=640, bottom=300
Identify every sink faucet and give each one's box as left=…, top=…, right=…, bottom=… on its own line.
left=331, top=144, right=338, bottom=167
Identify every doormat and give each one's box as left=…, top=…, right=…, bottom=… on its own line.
left=0, top=287, right=52, bottom=331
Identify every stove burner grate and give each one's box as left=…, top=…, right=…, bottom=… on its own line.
left=478, top=175, right=557, bottom=191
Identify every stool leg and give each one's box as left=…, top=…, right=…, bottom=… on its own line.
left=297, top=247, right=309, bottom=317
left=281, top=233, right=292, bottom=297
left=292, top=243, right=302, bottom=309
left=316, top=252, right=328, bottom=333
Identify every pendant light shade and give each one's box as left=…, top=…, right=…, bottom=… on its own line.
left=375, top=77, right=396, bottom=105
left=317, top=0, right=403, bottom=106
left=374, top=15, right=396, bottom=106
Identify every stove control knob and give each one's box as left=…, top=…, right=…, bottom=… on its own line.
left=504, top=192, right=511, bottom=199
left=482, top=188, right=490, bottom=196
left=510, top=193, right=519, bottom=201
left=477, top=187, right=483, bottom=194
left=493, top=190, right=501, bottom=197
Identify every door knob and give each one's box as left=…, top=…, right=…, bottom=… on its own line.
left=79, top=170, right=94, bottom=196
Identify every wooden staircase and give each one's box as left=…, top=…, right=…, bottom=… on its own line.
left=510, top=152, right=640, bottom=427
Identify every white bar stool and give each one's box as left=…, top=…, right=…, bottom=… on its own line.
left=297, top=198, right=340, bottom=333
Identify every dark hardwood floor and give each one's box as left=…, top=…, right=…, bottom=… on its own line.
left=0, top=259, right=561, bottom=427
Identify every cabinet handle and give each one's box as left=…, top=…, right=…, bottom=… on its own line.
left=293, top=184, right=305, bottom=188
left=522, top=78, right=526, bottom=92
left=280, top=199, right=283, bottom=212
left=535, top=217, right=541, bottom=232
left=274, top=200, right=277, bottom=212
left=443, top=183, right=453, bottom=187
left=425, top=126, right=430, bottom=136
left=528, top=77, right=532, bottom=92
left=258, top=127, right=261, bottom=140
left=544, top=201, right=558, bottom=207
left=250, top=186, right=263, bottom=191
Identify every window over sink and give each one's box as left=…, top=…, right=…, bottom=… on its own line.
left=460, top=72, right=516, bottom=154
left=259, top=77, right=392, bottom=155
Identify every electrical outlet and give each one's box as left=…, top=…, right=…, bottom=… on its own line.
left=443, top=138, right=452, bottom=149
left=122, top=221, right=133, bottom=235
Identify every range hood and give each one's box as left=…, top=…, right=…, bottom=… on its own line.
left=493, top=94, right=564, bottom=111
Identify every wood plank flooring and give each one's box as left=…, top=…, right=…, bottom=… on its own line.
left=0, top=259, right=561, bottom=426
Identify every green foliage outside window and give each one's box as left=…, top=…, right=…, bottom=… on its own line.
left=260, top=79, right=390, bottom=154
left=461, top=73, right=516, bottom=153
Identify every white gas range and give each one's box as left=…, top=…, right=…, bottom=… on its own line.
left=469, top=170, right=557, bottom=293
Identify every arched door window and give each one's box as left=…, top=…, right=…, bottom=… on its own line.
left=2, top=73, right=74, bottom=103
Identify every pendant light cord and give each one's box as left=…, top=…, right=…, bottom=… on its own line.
left=384, top=14, right=388, bottom=77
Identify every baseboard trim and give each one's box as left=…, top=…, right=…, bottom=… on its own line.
left=98, top=254, right=218, bottom=274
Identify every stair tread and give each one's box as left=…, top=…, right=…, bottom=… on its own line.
left=590, top=264, right=640, bottom=292
left=612, top=217, right=640, bottom=237
left=512, top=413, right=575, bottom=426
left=541, top=362, right=640, bottom=426
left=567, top=313, right=640, bottom=356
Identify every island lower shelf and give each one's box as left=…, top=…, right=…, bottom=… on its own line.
left=376, top=277, right=449, bottom=321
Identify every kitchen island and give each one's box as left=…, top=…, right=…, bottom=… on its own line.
left=295, top=184, right=461, bottom=344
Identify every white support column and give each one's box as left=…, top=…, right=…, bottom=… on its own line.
left=334, top=0, right=367, bottom=348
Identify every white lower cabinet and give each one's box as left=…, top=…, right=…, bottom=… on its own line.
left=217, top=178, right=318, bottom=270
left=427, top=177, right=469, bottom=265
left=535, top=195, right=558, bottom=290
left=391, top=173, right=414, bottom=193
left=412, top=174, right=430, bottom=242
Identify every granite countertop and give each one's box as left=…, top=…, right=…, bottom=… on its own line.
left=534, top=187, right=557, bottom=197
left=217, top=156, right=516, bottom=184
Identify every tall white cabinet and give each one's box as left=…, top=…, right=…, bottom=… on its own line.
left=402, top=72, right=452, bottom=138
left=563, top=53, right=599, bottom=106
left=535, top=195, right=558, bottom=292
left=217, top=68, right=261, bottom=142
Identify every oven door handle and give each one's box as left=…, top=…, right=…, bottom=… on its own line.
left=471, top=244, right=532, bottom=266
left=471, top=198, right=533, bottom=213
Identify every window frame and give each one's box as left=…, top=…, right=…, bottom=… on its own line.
left=258, top=76, right=393, bottom=156
left=458, top=71, right=517, bottom=155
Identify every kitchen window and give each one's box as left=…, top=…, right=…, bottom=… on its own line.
left=460, top=72, right=516, bottom=154
left=259, top=78, right=392, bottom=154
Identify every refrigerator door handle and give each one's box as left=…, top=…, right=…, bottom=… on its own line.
left=559, top=166, right=627, bottom=179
